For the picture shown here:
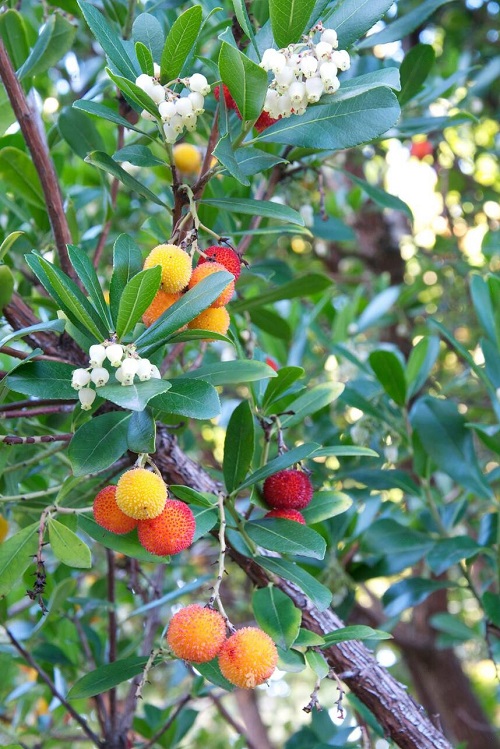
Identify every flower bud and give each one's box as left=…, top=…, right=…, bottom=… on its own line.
left=175, top=97, right=193, bottom=117
left=136, top=359, right=153, bottom=381
left=300, top=55, right=318, bottom=78
left=260, top=48, right=279, bottom=72
left=188, top=73, right=210, bottom=96
left=315, top=41, right=333, bottom=61
left=188, top=91, right=205, bottom=114
left=79, top=387, right=96, bottom=411
left=321, top=29, right=338, bottom=48
left=332, top=50, right=350, bottom=71
left=305, top=76, right=324, bottom=103
left=163, top=123, right=178, bottom=143
left=289, top=81, right=306, bottom=106
left=121, top=358, right=139, bottom=378
left=319, top=61, right=338, bottom=85
left=135, top=74, right=154, bottom=93
left=150, top=82, right=167, bottom=104
left=158, top=100, right=177, bottom=121
left=169, top=114, right=185, bottom=134
left=106, top=343, right=124, bottom=367
left=89, top=344, right=106, bottom=367
left=72, top=368, right=91, bottom=390
left=153, top=62, right=161, bottom=79
left=270, top=52, right=287, bottom=75
left=90, top=367, right=110, bottom=387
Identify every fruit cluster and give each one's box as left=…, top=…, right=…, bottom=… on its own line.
left=167, top=604, right=278, bottom=688
left=262, top=468, right=314, bottom=524
left=142, top=242, right=241, bottom=338
left=71, top=343, right=162, bottom=410
left=93, top=467, right=196, bottom=556
left=135, top=65, right=209, bottom=144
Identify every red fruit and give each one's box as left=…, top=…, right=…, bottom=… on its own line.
left=214, top=84, right=241, bottom=117
left=265, top=357, right=278, bottom=371
left=410, top=140, right=433, bottom=160
left=167, top=604, right=227, bottom=663
left=137, top=500, right=196, bottom=556
left=262, top=469, right=313, bottom=510
left=255, top=111, right=280, bottom=133
left=264, top=509, right=306, bottom=524
left=198, top=246, right=241, bottom=280
left=93, top=485, right=138, bottom=535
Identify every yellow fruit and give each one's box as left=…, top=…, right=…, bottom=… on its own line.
left=0, top=514, right=8, bottom=543
left=167, top=604, right=227, bottom=663
left=144, top=244, right=192, bottom=294
left=115, top=468, right=167, bottom=520
left=187, top=307, right=230, bottom=340
left=188, top=262, right=234, bottom=308
left=173, top=143, right=202, bottom=174
left=218, top=627, right=278, bottom=689
left=142, top=290, right=181, bottom=327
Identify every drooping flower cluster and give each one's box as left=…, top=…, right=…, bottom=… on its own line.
left=135, top=64, right=210, bottom=144
left=71, top=342, right=161, bottom=410
left=260, top=25, right=350, bottom=121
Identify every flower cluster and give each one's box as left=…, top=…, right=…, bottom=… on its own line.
left=260, top=25, right=350, bottom=121
left=135, top=64, right=210, bottom=144
left=71, top=343, right=161, bottom=410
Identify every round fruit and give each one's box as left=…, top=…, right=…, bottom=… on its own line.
left=173, top=143, right=202, bottom=174
left=93, top=485, right=138, bottom=534
left=255, top=111, right=279, bottom=133
left=115, top=468, right=167, bottom=520
left=218, top=627, right=278, bottom=689
left=197, top=246, right=241, bottom=280
left=410, top=140, right=433, bottom=160
left=0, top=514, right=8, bottom=543
left=188, top=262, right=234, bottom=308
left=143, top=244, right=192, bottom=294
left=264, top=509, right=306, bottom=524
left=262, top=469, right=313, bottom=510
left=187, top=307, right=230, bottom=339
left=167, top=604, right=227, bottom=662
left=142, top=290, right=181, bottom=327
left=137, top=500, right=195, bottom=556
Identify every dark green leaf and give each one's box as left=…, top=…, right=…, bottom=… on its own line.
left=0, top=265, right=14, bottom=308
left=106, top=66, right=159, bottom=117
left=135, top=41, right=154, bottom=75
left=383, top=578, right=453, bottom=617
left=239, top=442, right=319, bottom=491
left=231, top=273, right=331, bottom=313
left=311, top=446, right=379, bottom=458
left=86, top=150, right=169, bottom=207
left=160, top=5, right=202, bottom=82
left=127, top=408, right=156, bottom=453
left=0, top=319, right=65, bottom=349
left=406, top=336, right=440, bottom=399
left=191, top=505, right=218, bottom=542
left=357, top=0, right=454, bottom=49
left=48, top=519, right=92, bottom=569
left=132, top=13, right=164, bottom=61
left=195, top=659, right=235, bottom=691
left=305, top=649, right=330, bottom=679
left=67, top=244, right=113, bottom=329
left=249, top=307, right=291, bottom=341
left=219, top=42, right=268, bottom=121
left=151, top=378, right=220, bottom=419
left=170, top=486, right=218, bottom=507
left=369, top=350, right=406, bottom=406
left=109, top=233, right=144, bottom=324
left=324, top=0, right=393, bottom=47
left=200, top=197, right=304, bottom=226
left=67, top=656, right=152, bottom=699
left=0, top=523, right=38, bottom=598
left=116, top=266, right=161, bottom=338
left=223, top=401, right=255, bottom=493
left=98, top=379, right=172, bottom=412
left=0, top=147, right=45, bottom=209
left=18, top=14, right=76, bottom=79
left=293, top=628, right=325, bottom=647
left=483, top=592, right=500, bottom=628
left=255, top=556, right=332, bottom=611
left=471, top=275, right=496, bottom=343
left=233, top=147, right=286, bottom=177
left=252, top=586, right=301, bottom=649
left=321, top=625, right=392, bottom=646
left=399, top=44, right=435, bottom=106
left=280, top=383, right=344, bottom=427
left=262, top=366, right=304, bottom=410
left=246, top=519, right=326, bottom=560
left=68, top=412, right=131, bottom=477
left=427, top=537, right=482, bottom=576
left=78, top=0, right=138, bottom=79
left=302, top=491, right=353, bottom=524
left=362, top=519, right=435, bottom=572
left=344, top=172, right=413, bottom=220
left=324, top=68, right=401, bottom=104
left=213, top=133, right=250, bottom=186
left=58, top=107, right=106, bottom=160
left=0, top=10, right=29, bottom=69
left=7, top=360, right=75, bottom=399
left=113, top=144, right=164, bottom=167
left=270, top=0, right=316, bottom=47
left=73, top=99, right=149, bottom=135
left=182, top=360, right=278, bottom=387
left=78, top=515, right=170, bottom=563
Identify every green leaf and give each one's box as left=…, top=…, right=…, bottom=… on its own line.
left=132, top=13, right=164, bottom=61
left=383, top=578, right=453, bottom=618
left=191, top=505, right=218, bottom=542
left=410, top=396, right=492, bottom=499
left=113, top=144, right=164, bottom=167
left=0, top=10, right=29, bottom=69
left=213, top=133, right=250, bottom=186
left=293, top=628, right=325, bottom=647
left=68, top=412, right=131, bottom=477
left=106, top=66, right=159, bottom=117
left=302, top=491, right=353, bottom=524
left=321, top=625, right=392, bottom=647
left=86, top=151, right=170, bottom=207
left=160, top=5, right=202, bottom=82
left=256, top=88, right=400, bottom=150
left=357, top=0, right=454, bottom=49
left=324, top=0, right=394, bottom=47
left=0, top=147, right=45, bottom=209
left=239, top=442, right=319, bottom=491
left=246, top=519, right=326, bottom=560
left=483, top=592, right=500, bottom=628
left=305, top=650, right=330, bottom=679
left=150, top=379, right=220, bottom=419
left=343, top=171, right=413, bottom=220
left=0, top=265, right=14, bottom=308
left=252, top=586, right=301, bottom=649
left=250, top=307, right=291, bottom=341
left=48, top=519, right=92, bottom=569
left=430, top=613, right=478, bottom=643
left=311, top=446, right=379, bottom=458
left=18, top=14, right=76, bottom=79
left=135, top=41, right=154, bottom=76
left=0, top=523, right=38, bottom=598
left=78, top=0, right=138, bottom=79
left=78, top=515, right=170, bottom=563
left=232, top=273, right=331, bottom=313
left=233, top=147, right=286, bottom=177
left=427, top=537, right=482, bottom=576
left=219, top=42, right=268, bottom=121
left=270, top=0, right=316, bottom=47
left=169, top=486, right=218, bottom=507
left=98, top=379, right=172, bottom=412
left=67, top=245, right=113, bottom=329
left=67, top=656, right=152, bottom=699
left=223, top=401, right=255, bottom=493
left=255, top=556, right=332, bottom=611
left=281, top=383, right=344, bottom=428
left=262, top=366, right=304, bottom=410
left=73, top=99, right=149, bottom=135
left=195, top=659, right=235, bottom=691
left=58, top=106, right=106, bottom=160
left=277, top=644, right=306, bottom=672
left=471, top=275, right=496, bottom=344
left=182, top=360, right=278, bottom=387
left=399, top=44, right=435, bottom=106
left=369, top=350, right=406, bottom=406
left=232, top=0, right=258, bottom=54
left=362, top=519, right=435, bottom=574
left=7, top=360, right=75, bottom=399
left=116, top=266, right=161, bottom=338
left=354, top=285, right=401, bottom=333
left=109, top=233, right=143, bottom=324
left=406, top=336, right=440, bottom=399
left=127, top=408, right=156, bottom=454
left=0, top=230, right=24, bottom=263
left=323, top=69, right=401, bottom=107
left=200, top=197, right=304, bottom=226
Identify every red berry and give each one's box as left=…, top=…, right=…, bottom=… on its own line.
left=214, top=84, right=241, bottom=117
left=254, top=111, right=280, bottom=133
left=137, top=500, right=196, bottom=556
left=262, top=469, right=313, bottom=510
left=410, top=140, right=433, bottom=160
left=198, top=246, right=241, bottom=280
left=264, top=509, right=306, bottom=524
left=265, top=357, right=278, bottom=371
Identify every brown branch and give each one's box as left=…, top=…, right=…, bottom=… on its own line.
left=0, top=41, right=73, bottom=277
left=0, top=433, right=73, bottom=444
left=1, top=404, right=74, bottom=419
left=0, top=398, right=75, bottom=412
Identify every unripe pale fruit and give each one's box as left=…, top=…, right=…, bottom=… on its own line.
left=218, top=627, right=278, bottom=689
left=93, top=486, right=138, bottom=535
left=144, top=244, right=192, bottom=294
left=262, top=469, right=313, bottom=510
left=137, top=500, right=195, bottom=555
left=264, top=508, right=306, bottom=524
left=167, top=604, right=227, bottom=662
left=0, top=514, right=9, bottom=543
left=187, top=307, right=230, bottom=339
left=173, top=143, right=202, bottom=174
left=188, top=262, right=234, bottom=308
left=115, top=468, right=167, bottom=520
left=197, top=246, right=241, bottom=280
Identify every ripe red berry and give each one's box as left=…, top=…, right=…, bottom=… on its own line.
left=137, top=500, right=195, bottom=556
left=265, top=357, right=278, bottom=371
left=262, top=469, right=313, bottom=510
left=167, top=604, right=227, bottom=663
left=410, top=140, right=433, bottom=160
left=254, top=111, right=280, bottom=133
left=214, top=84, right=241, bottom=117
left=198, top=246, right=241, bottom=280
left=264, top=509, right=306, bottom=524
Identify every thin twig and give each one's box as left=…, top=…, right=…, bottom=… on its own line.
left=208, top=492, right=234, bottom=632
left=209, top=693, right=261, bottom=749
left=94, top=126, right=125, bottom=267
left=0, top=405, right=74, bottom=419
left=106, top=549, right=118, bottom=737
left=0, top=433, right=73, bottom=445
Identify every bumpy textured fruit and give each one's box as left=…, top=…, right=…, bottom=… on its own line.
left=167, top=604, right=227, bottom=662
left=214, top=84, right=240, bottom=115
left=255, top=111, right=279, bottom=133
left=144, top=244, right=192, bottom=293
left=262, top=469, right=313, bottom=510
left=137, top=500, right=195, bottom=555
left=0, top=514, right=8, bottom=543
left=198, top=246, right=241, bottom=280
left=142, top=290, right=181, bottom=327
left=93, top=485, right=138, bottom=534
left=173, top=143, right=202, bottom=174
left=188, top=262, right=234, bottom=308
left=187, top=307, right=230, bottom=339
left=264, top=508, right=306, bottom=524
left=116, top=468, right=167, bottom=520
left=218, top=627, right=278, bottom=689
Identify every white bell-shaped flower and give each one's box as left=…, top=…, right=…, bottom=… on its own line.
left=305, top=76, right=324, bottom=103
left=289, top=81, right=306, bottom=106
left=158, top=100, right=177, bottom=121
left=299, top=55, right=318, bottom=78
left=332, top=50, right=350, bottom=71
left=90, top=367, right=110, bottom=387
left=89, top=344, right=106, bottom=367
left=175, top=97, right=194, bottom=117
left=315, top=41, right=333, bottom=61
left=188, top=91, right=205, bottom=114
left=106, top=343, right=124, bottom=367
left=137, top=359, right=153, bottom=381
left=79, top=388, right=96, bottom=410
left=321, top=29, right=338, bottom=48
left=71, top=368, right=91, bottom=390
left=188, top=73, right=210, bottom=96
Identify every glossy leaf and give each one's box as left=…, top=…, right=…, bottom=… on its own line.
left=183, top=360, right=278, bottom=387
left=151, top=378, right=221, bottom=419
left=311, top=446, right=379, bottom=458
left=399, top=44, right=436, bottom=106
left=427, top=536, right=482, bottom=576
left=357, top=0, right=454, bottom=49
left=68, top=656, right=152, bottom=699
left=18, top=13, right=76, bottom=79
left=58, top=107, right=106, bottom=160
left=127, top=408, right=156, bottom=454
left=270, top=0, right=316, bottom=47
left=354, top=285, right=401, bottom=333
left=48, top=519, right=92, bottom=569
left=305, top=650, right=330, bottom=679
left=67, top=244, right=113, bottom=329
left=160, top=5, right=202, bottom=82
left=219, top=42, right=268, bottom=121
left=383, top=578, right=453, bottom=618
left=323, top=68, right=401, bottom=105
left=324, top=0, right=393, bottom=47
left=68, top=412, right=131, bottom=477
left=98, top=379, right=172, bottom=412
left=78, top=515, right=170, bottom=563
left=132, top=13, right=164, bottom=61
left=232, top=273, right=331, bottom=313
left=195, top=659, right=235, bottom=691
left=344, top=171, right=413, bottom=219
left=109, top=233, right=143, bottom=324
left=302, top=491, right=353, bottom=524
left=238, top=442, right=319, bottom=491
left=406, top=336, right=440, bottom=399
left=252, top=586, right=301, bottom=649
left=135, top=41, right=154, bottom=75
left=0, top=10, right=29, bottom=69
left=201, top=197, right=304, bottom=226
left=369, top=350, right=407, bottom=406
left=0, top=523, right=39, bottom=598
left=7, top=360, right=75, bottom=399
left=256, top=556, right=332, bottom=611
left=116, top=267, right=161, bottom=338
left=280, top=383, right=344, bottom=428
left=246, top=519, right=326, bottom=560
left=0, top=319, right=65, bottom=349
left=86, top=151, right=169, bottom=207
left=262, top=366, right=305, bottom=409
left=113, top=144, right=164, bottom=167
left=223, top=401, right=255, bottom=493
left=78, top=0, right=138, bottom=79
left=0, top=147, right=45, bottom=209
left=321, top=626, right=392, bottom=647
left=73, top=99, right=149, bottom=135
